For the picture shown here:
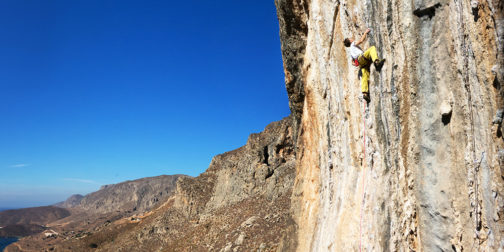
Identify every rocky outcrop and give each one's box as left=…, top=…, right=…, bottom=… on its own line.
left=276, top=0, right=504, bottom=251
left=203, top=117, right=295, bottom=210
left=55, top=194, right=84, bottom=208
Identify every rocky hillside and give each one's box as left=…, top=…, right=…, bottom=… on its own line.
left=53, top=175, right=183, bottom=215
left=1, top=175, right=182, bottom=246
left=74, top=175, right=183, bottom=214
left=0, top=206, right=70, bottom=227
left=0, top=206, right=70, bottom=237
left=275, top=0, right=504, bottom=251
left=0, top=224, right=46, bottom=237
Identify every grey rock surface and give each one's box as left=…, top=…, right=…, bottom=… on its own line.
left=493, top=108, right=503, bottom=124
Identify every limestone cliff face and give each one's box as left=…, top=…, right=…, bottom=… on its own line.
left=276, top=0, right=504, bottom=251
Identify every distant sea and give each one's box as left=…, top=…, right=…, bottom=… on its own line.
left=1, top=208, right=19, bottom=250
left=0, top=237, right=18, bottom=250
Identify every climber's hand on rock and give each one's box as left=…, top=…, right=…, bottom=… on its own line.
left=365, top=28, right=371, bottom=34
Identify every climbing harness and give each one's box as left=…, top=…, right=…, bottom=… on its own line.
left=359, top=100, right=367, bottom=252
left=352, top=58, right=360, bottom=67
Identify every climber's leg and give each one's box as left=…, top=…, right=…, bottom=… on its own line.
left=360, top=67, right=370, bottom=93
left=357, top=55, right=369, bottom=67
left=363, top=46, right=385, bottom=71
left=363, top=46, right=378, bottom=62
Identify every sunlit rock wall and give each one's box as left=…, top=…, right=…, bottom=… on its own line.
left=276, top=0, right=504, bottom=250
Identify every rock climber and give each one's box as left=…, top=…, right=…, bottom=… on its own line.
left=343, top=28, right=385, bottom=102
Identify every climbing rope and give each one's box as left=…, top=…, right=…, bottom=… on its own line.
left=359, top=99, right=367, bottom=252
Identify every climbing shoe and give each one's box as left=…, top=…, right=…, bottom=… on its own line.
left=362, top=92, right=370, bottom=103
left=374, top=59, right=385, bottom=72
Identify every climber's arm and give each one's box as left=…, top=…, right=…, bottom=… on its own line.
left=354, top=28, right=371, bottom=46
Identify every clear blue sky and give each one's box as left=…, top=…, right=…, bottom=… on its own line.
left=0, top=1, right=290, bottom=208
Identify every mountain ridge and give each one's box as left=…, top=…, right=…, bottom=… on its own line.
left=0, top=175, right=184, bottom=242
left=6, top=116, right=296, bottom=251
